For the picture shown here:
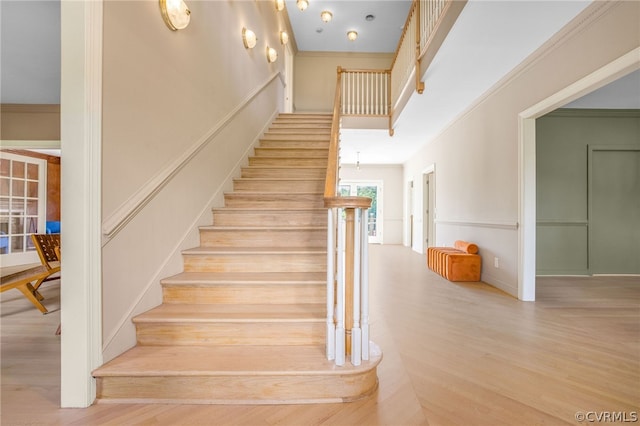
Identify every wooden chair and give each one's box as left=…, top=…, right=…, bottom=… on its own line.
left=0, top=234, right=60, bottom=314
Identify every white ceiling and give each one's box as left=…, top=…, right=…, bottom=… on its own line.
left=2, top=0, right=638, bottom=166
left=284, top=0, right=412, bottom=53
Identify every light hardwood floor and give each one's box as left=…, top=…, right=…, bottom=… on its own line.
left=2, top=245, right=639, bottom=425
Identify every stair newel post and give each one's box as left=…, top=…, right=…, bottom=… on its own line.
left=351, top=208, right=362, bottom=366
left=360, top=207, right=370, bottom=361
left=335, top=207, right=346, bottom=366
left=326, top=208, right=336, bottom=360
left=344, top=207, right=356, bottom=358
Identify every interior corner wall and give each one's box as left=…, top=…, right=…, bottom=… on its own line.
left=294, top=52, right=393, bottom=112
left=101, top=1, right=285, bottom=361
left=341, top=164, right=404, bottom=244
left=536, top=109, right=640, bottom=275
left=402, top=1, right=640, bottom=298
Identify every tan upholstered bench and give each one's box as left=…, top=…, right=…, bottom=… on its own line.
left=427, top=240, right=481, bottom=282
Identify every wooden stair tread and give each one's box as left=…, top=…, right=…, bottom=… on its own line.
left=212, top=207, right=325, bottom=212
left=93, top=344, right=382, bottom=377
left=162, top=271, right=326, bottom=284
left=199, top=225, right=326, bottom=231
left=182, top=246, right=326, bottom=254
left=133, top=303, right=325, bottom=323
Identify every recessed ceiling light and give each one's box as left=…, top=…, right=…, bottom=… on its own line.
left=321, top=10, right=333, bottom=23
left=365, top=14, right=375, bottom=21
left=347, top=30, right=358, bottom=41
left=316, top=27, right=323, bottom=33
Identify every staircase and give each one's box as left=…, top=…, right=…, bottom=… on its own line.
left=92, top=113, right=382, bottom=404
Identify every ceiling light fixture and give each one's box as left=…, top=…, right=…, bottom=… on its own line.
left=280, top=31, right=289, bottom=45
left=242, top=27, right=257, bottom=49
left=275, top=0, right=285, bottom=11
left=159, top=0, right=191, bottom=31
left=321, top=10, right=333, bottom=23
left=365, top=14, right=375, bottom=22
left=266, top=46, right=278, bottom=63
left=297, top=0, right=309, bottom=12
left=347, top=30, right=358, bottom=41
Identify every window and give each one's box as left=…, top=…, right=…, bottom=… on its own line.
left=339, top=180, right=383, bottom=244
left=0, top=152, right=47, bottom=265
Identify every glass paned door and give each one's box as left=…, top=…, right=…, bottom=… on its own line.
left=0, top=152, right=46, bottom=265
left=339, top=181, right=383, bottom=243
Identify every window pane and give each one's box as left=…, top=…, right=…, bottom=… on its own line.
left=10, top=199, right=24, bottom=214
left=13, top=161, right=25, bottom=179
left=1, top=178, right=9, bottom=196
left=0, top=217, right=8, bottom=234
left=27, top=163, right=39, bottom=180
left=11, top=235, right=24, bottom=251
left=26, top=217, right=38, bottom=234
left=0, top=198, right=8, bottom=213
left=27, top=181, right=38, bottom=198
left=12, top=179, right=25, bottom=197
left=0, top=159, right=9, bottom=177
left=26, top=235, right=35, bottom=251
left=10, top=217, right=24, bottom=234
left=26, top=200, right=38, bottom=215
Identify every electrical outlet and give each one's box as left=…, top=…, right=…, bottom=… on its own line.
left=494, top=257, right=500, bottom=268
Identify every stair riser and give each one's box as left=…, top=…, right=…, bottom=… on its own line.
left=272, top=122, right=332, bottom=128
left=260, top=134, right=330, bottom=142
left=223, top=195, right=324, bottom=209
left=200, top=229, right=327, bottom=248
left=135, top=322, right=324, bottom=346
left=233, top=180, right=324, bottom=192
left=183, top=253, right=326, bottom=273
left=249, top=157, right=328, bottom=167
left=162, top=284, right=326, bottom=305
left=269, top=125, right=331, bottom=131
left=96, top=370, right=378, bottom=403
left=259, top=140, right=329, bottom=149
left=241, top=168, right=326, bottom=179
left=212, top=210, right=327, bottom=227
left=265, top=128, right=331, bottom=134
left=254, top=148, right=329, bottom=158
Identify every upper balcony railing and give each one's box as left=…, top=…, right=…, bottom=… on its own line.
left=339, top=0, right=464, bottom=136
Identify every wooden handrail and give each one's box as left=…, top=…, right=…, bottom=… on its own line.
left=323, top=67, right=342, bottom=202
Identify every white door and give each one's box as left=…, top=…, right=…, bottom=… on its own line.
left=0, top=152, right=47, bottom=266
left=339, top=181, right=383, bottom=244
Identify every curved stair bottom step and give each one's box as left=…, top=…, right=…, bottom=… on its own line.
left=93, top=343, right=382, bottom=405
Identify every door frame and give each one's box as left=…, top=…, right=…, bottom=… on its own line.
left=422, top=164, right=435, bottom=253
left=518, top=48, right=639, bottom=301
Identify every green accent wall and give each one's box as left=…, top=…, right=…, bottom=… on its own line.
left=536, top=109, right=640, bottom=275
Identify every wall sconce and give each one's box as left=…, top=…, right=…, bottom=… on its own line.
left=159, top=0, right=191, bottom=31
left=275, top=0, right=285, bottom=11
left=347, top=30, right=358, bottom=41
left=280, top=31, right=289, bottom=45
left=266, top=46, right=278, bottom=63
left=321, top=11, right=333, bottom=23
left=242, top=27, right=257, bottom=49
left=297, top=0, right=309, bottom=11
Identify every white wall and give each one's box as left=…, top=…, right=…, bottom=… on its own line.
left=100, top=1, right=287, bottom=361
left=341, top=164, right=403, bottom=245
left=403, top=1, right=640, bottom=298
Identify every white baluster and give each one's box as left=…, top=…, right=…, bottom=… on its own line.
left=326, top=209, right=335, bottom=360
left=361, top=208, right=370, bottom=360
left=335, top=208, right=345, bottom=366
left=351, top=208, right=362, bottom=366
